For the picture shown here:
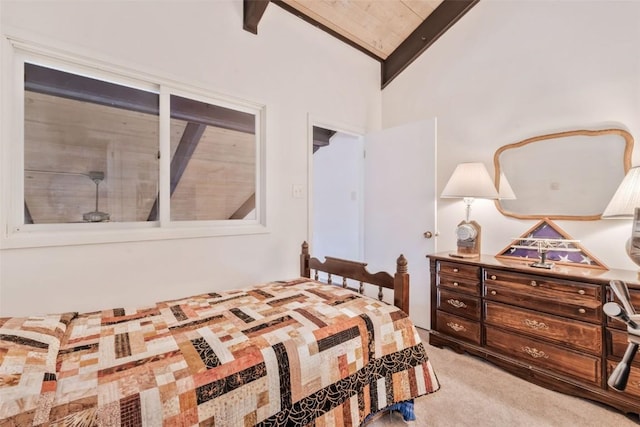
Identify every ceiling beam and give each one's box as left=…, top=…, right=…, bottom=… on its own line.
left=244, top=0, right=270, bottom=34
left=313, top=126, right=336, bottom=154
left=147, top=122, right=207, bottom=221
left=24, top=202, right=34, bottom=224
left=382, top=0, right=480, bottom=89
left=171, top=96, right=255, bottom=135
left=169, top=123, right=208, bottom=196
left=229, top=193, right=256, bottom=219
left=25, top=64, right=255, bottom=134
left=25, top=63, right=158, bottom=115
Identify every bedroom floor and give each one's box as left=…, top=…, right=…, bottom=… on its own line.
left=368, top=328, right=639, bottom=426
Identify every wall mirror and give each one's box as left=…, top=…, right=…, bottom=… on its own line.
left=494, top=129, right=633, bottom=220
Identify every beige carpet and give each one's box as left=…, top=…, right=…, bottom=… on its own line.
left=369, top=328, right=639, bottom=426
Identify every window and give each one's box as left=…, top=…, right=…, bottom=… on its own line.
left=24, top=63, right=160, bottom=224
left=168, top=95, right=257, bottom=222
left=6, top=50, right=265, bottom=246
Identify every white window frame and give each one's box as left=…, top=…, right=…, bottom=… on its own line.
left=1, top=37, right=267, bottom=249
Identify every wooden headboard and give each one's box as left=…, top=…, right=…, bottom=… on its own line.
left=299, top=241, right=410, bottom=314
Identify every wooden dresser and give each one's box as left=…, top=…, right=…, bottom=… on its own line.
left=428, top=252, right=640, bottom=415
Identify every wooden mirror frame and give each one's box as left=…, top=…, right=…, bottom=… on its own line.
left=493, top=128, right=633, bottom=221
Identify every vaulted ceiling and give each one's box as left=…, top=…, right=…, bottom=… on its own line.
left=243, top=0, right=479, bottom=88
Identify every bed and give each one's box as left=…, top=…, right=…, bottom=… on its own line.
left=0, top=242, right=439, bottom=426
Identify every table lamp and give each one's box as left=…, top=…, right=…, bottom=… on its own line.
left=441, top=162, right=499, bottom=258
left=602, top=166, right=640, bottom=268
left=498, top=172, right=517, bottom=200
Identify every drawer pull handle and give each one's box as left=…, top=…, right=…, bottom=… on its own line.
left=447, top=299, right=467, bottom=309
left=453, top=268, right=459, bottom=273
left=523, top=319, right=549, bottom=330
left=452, top=282, right=459, bottom=287
left=446, top=322, right=466, bottom=332
left=530, top=280, right=538, bottom=287
left=490, top=275, right=497, bottom=280
left=522, top=346, right=549, bottom=359
left=578, top=289, right=586, bottom=295
left=578, top=308, right=586, bottom=314
left=490, top=290, right=497, bottom=296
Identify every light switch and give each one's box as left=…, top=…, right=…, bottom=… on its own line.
left=292, top=184, right=304, bottom=198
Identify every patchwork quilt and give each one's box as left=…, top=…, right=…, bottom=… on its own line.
left=0, top=278, right=439, bottom=426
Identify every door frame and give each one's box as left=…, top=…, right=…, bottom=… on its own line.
left=306, top=114, right=366, bottom=259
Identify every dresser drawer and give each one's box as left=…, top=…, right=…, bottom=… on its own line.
left=438, top=261, right=480, bottom=280
left=437, top=288, right=481, bottom=320
left=438, top=275, right=480, bottom=296
left=484, top=301, right=602, bottom=355
left=436, top=310, right=481, bottom=345
left=607, top=287, right=640, bottom=330
left=486, top=326, right=601, bottom=386
left=484, top=269, right=601, bottom=303
left=606, top=327, right=640, bottom=368
left=607, top=360, right=640, bottom=397
left=485, top=283, right=601, bottom=323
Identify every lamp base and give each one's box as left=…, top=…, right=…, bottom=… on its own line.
left=627, top=207, right=640, bottom=268
left=453, top=220, right=481, bottom=258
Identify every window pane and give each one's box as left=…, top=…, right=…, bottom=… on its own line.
left=169, top=95, right=256, bottom=221
left=24, top=63, right=159, bottom=224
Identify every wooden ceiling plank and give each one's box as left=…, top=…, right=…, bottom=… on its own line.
left=382, top=0, right=479, bottom=89
left=401, top=0, right=443, bottom=19
left=279, top=0, right=440, bottom=59
left=287, top=0, right=407, bottom=58
left=352, top=1, right=423, bottom=37
left=243, top=0, right=271, bottom=34
left=273, top=0, right=384, bottom=61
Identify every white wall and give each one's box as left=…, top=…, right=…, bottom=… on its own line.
left=382, top=0, right=640, bottom=271
left=0, top=1, right=381, bottom=315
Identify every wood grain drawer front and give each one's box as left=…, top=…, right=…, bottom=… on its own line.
left=436, top=311, right=481, bottom=345
left=437, top=288, right=481, bottom=320
left=607, top=328, right=640, bottom=367
left=607, top=287, right=640, bottom=330
left=484, top=269, right=601, bottom=303
left=485, top=284, right=601, bottom=323
left=486, top=326, right=601, bottom=386
left=484, top=301, right=602, bottom=355
left=606, top=361, right=640, bottom=397
left=438, top=261, right=480, bottom=281
left=438, top=274, right=480, bottom=296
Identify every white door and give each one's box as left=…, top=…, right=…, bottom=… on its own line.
left=364, top=119, right=437, bottom=329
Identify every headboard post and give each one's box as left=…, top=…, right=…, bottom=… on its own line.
left=394, top=254, right=410, bottom=314
left=300, top=241, right=311, bottom=278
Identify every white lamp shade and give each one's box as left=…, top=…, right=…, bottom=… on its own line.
left=441, top=162, right=499, bottom=199
left=602, top=166, right=640, bottom=218
left=498, top=172, right=517, bottom=200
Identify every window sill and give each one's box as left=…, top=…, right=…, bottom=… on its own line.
left=0, top=222, right=269, bottom=249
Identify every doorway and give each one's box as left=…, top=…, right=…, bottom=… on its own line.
left=311, top=125, right=364, bottom=262
left=309, top=119, right=437, bottom=329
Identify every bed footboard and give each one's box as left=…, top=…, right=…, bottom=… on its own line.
left=300, top=241, right=410, bottom=314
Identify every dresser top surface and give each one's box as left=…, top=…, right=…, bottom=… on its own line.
left=428, top=252, right=640, bottom=287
